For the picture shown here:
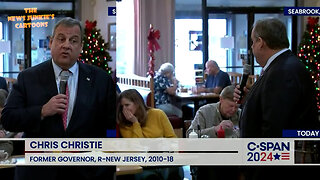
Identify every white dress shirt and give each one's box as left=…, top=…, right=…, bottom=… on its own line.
left=52, top=59, right=79, bottom=127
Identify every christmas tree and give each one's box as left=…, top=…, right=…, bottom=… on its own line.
left=79, top=20, right=112, bottom=74
left=298, top=17, right=320, bottom=110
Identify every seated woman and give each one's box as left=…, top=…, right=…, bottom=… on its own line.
left=117, top=89, right=176, bottom=138
left=154, top=63, right=182, bottom=118
left=117, top=89, right=183, bottom=180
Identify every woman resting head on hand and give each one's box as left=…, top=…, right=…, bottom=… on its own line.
left=117, top=89, right=176, bottom=138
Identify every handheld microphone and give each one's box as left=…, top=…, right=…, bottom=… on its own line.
left=59, top=71, right=70, bottom=94
left=238, top=64, right=251, bottom=102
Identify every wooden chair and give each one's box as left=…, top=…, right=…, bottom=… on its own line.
left=5, top=77, right=17, bottom=91
left=248, top=74, right=259, bottom=87
left=117, top=74, right=152, bottom=106
left=117, top=74, right=150, bottom=89
left=227, top=72, right=241, bottom=85
left=227, top=72, right=259, bottom=88
left=245, top=74, right=260, bottom=89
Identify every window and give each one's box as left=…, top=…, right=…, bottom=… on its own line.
left=116, top=0, right=134, bottom=74
left=206, top=9, right=293, bottom=76
left=208, top=19, right=227, bottom=69
left=175, top=19, right=202, bottom=86
left=0, top=1, right=74, bottom=78
left=175, top=0, right=296, bottom=84
left=0, top=21, right=3, bottom=74
left=175, top=19, right=227, bottom=86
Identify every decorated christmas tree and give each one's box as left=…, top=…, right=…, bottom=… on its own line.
left=298, top=17, right=320, bottom=110
left=79, top=20, right=112, bottom=74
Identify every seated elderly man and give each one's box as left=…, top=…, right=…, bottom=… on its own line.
left=196, top=60, right=231, bottom=94
left=187, top=85, right=241, bottom=138
left=187, top=85, right=241, bottom=180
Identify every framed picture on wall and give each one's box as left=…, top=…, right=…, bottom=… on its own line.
left=189, top=31, right=202, bottom=51
left=108, top=23, right=116, bottom=51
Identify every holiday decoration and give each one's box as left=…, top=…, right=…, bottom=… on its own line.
left=298, top=17, right=320, bottom=110
left=147, top=24, right=161, bottom=108
left=147, top=24, right=161, bottom=77
left=79, top=20, right=112, bottom=74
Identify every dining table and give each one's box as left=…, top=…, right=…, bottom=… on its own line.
left=173, top=92, right=220, bottom=113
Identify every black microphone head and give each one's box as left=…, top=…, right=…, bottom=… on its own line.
left=237, top=64, right=251, bottom=103
left=59, top=70, right=70, bottom=94
left=243, top=64, right=251, bottom=75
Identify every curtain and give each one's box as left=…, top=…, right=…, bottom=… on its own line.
left=134, top=0, right=175, bottom=76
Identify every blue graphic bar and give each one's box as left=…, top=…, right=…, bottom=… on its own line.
left=108, top=7, right=116, bottom=16
left=284, top=7, right=320, bottom=16
left=282, top=130, right=320, bottom=137
left=106, top=129, right=117, bottom=138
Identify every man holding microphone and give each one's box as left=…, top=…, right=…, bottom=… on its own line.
left=234, top=17, right=320, bottom=180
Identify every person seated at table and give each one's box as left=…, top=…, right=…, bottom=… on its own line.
left=196, top=60, right=231, bottom=94
left=117, top=89, right=176, bottom=138
left=0, top=89, right=23, bottom=139
left=117, top=89, right=183, bottom=179
left=154, top=62, right=182, bottom=118
left=187, top=85, right=241, bottom=138
left=186, top=85, right=241, bottom=180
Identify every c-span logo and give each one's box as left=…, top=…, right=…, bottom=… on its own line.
left=247, top=141, right=290, bottom=162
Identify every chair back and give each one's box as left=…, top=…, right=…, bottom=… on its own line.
left=117, top=74, right=154, bottom=107
left=227, top=72, right=259, bottom=88
left=227, top=72, right=241, bottom=85
left=5, top=77, right=17, bottom=91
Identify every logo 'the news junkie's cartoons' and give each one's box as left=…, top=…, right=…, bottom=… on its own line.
left=247, top=141, right=290, bottom=162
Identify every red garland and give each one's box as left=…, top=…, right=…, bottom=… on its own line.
left=307, top=17, right=319, bottom=31
left=85, top=20, right=97, bottom=35
left=147, top=25, right=161, bottom=77
left=147, top=27, right=161, bottom=53
left=308, top=17, right=319, bottom=26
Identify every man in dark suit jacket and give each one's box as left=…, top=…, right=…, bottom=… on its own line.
left=1, top=17, right=116, bottom=180
left=234, top=18, right=320, bottom=180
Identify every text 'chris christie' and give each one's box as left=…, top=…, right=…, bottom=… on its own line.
left=29, top=140, right=103, bottom=149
